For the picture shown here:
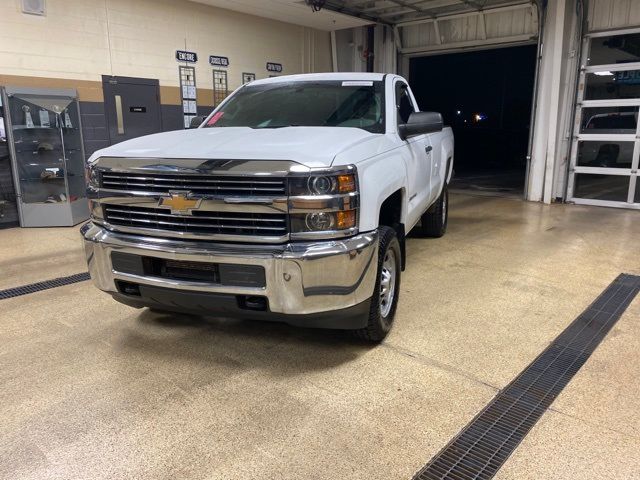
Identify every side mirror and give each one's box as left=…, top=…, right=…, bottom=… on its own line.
left=398, top=111, right=443, bottom=140
left=189, top=116, right=205, bottom=129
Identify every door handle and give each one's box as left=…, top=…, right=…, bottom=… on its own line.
left=115, top=95, right=125, bottom=134
left=425, top=145, right=433, bottom=154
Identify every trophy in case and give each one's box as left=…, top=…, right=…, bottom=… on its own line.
left=22, top=105, right=34, bottom=128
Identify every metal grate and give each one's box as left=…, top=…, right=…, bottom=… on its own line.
left=103, top=204, right=288, bottom=237
left=413, top=273, right=640, bottom=480
left=0, top=272, right=90, bottom=300
left=99, top=171, right=287, bottom=196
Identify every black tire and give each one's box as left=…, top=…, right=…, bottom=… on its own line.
left=419, top=184, right=448, bottom=238
left=353, top=226, right=401, bottom=342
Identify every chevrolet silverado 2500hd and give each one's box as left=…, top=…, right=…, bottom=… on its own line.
left=81, top=73, right=454, bottom=341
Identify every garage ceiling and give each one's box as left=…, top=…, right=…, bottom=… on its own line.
left=190, top=0, right=537, bottom=29
left=188, top=0, right=539, bottom=55
left=188, top=0, right=372, bottom=30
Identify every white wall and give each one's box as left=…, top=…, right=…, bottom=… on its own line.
left=0, top=0, right=332, bottom=95
left=334, top=27, right=369, bottom=73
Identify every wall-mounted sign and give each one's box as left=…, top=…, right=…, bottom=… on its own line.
left=176, top=50, right=198, bottom=63
left=209, top=55, right=229, bottom=67
left=266, top=62, right=283, bottom=73
left=129, top=106, right=147, bottom=113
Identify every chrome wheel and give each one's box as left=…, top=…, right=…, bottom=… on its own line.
left=379, top=248, right=397, bottom=318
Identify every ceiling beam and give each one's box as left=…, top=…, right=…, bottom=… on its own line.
left=395, top=1, right=533, bottom=26
left=361, top=0, right=463, bottom=13
left=322, top=0, right=390, bottom=23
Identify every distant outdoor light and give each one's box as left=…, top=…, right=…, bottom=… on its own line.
left=594, top=71, right=614, bottom=76
left=456, top=110, right=462, bottom=115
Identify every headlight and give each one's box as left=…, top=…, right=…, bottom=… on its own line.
left=306, top=211, right=334, bottom=230
left=290, top=210, right=357, bottom=234
left=289, top=172, right=357, bottom=196
left=289, top=167, right=358, bottom=240
left=308, top=176, right=334, bottom=195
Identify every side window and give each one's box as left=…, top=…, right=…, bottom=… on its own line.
left=395, top=83, right=414, bottom=125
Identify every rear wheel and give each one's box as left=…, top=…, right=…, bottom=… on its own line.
left=353, top=226, right=401, bottom=342
left=419, top=184, right=448, bottom=238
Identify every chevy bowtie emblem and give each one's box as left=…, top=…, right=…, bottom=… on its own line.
left=158, top=191, right=202, bottom=215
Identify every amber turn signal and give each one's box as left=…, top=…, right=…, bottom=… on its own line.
left=337, top=174, right=356, bottom=193
left=336, top=210, right=356, bottom=229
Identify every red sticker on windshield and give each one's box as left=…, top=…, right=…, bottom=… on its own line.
left=207, top=111, right=224, bottom=126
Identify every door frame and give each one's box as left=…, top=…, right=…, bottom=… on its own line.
left=101, top=75, right=162, bottom=145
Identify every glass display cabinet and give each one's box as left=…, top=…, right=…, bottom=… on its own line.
left=2, top=87, right=89, bottom=227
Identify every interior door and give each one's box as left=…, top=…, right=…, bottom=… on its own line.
left=395, top=80, right=432, bottom=225
left=102, top=76, right=162, bottom=145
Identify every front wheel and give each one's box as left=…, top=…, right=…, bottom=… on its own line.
left=353, top=226, right=401, bottom=342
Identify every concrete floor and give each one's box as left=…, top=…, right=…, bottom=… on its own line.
left=1, top=193, right=639, bottom=480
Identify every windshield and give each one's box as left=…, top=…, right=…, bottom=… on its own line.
left=204, top=80, right=385, bottom=133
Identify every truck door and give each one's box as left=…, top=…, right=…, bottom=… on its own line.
left=395, top=81, right=433, bottom=227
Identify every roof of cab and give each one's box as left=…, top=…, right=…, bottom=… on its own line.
left=250, top=72, right=388, bottom=86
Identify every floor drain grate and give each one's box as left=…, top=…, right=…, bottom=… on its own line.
left=0, top=272, right=91, bottom=300
left=413, top=273, right=640, bottom=480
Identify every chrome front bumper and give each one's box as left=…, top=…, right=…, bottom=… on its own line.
left=81, top=222, right=378, bottom=316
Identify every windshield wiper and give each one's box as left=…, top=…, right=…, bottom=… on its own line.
left=256, top=124, right=301, bottom=129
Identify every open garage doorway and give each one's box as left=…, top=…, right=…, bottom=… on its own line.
left=409, top=45, right=538, bottom=197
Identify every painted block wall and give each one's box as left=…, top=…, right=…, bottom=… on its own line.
left=0, top=0, right=333, bottom=159
left=0, top=0, right=332, bottom=96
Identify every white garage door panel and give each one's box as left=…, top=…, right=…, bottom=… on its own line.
left=400, top=3, right=538, bottom=55
left=484, top=8, right=537, bottom=38
left=588, top=0, right=640, bottom=31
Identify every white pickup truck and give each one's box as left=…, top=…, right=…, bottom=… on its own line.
left=82, top=73, right=454, bottom=341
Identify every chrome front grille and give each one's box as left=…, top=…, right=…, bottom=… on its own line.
left=103, top=205, right=288, bottom=238
left=100, top=171, right=287, bottom=196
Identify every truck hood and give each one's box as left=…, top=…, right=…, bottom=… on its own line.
left=90, top=127, right=380, bottom=168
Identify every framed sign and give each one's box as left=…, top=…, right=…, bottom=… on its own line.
left=176, top=50, right=197, bottom=63
left=209, top=55, right=229, bottom=67
left=266, top=62, right=283, bottom=73
left=213, top=70, right=228, bottom=107
left=179, top=66, right=198, bottom=128
left=242, top=72, right=256, bottom=83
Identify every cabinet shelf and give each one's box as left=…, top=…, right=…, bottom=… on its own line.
left=20, top=177, right=65, bottom=181
left=12, top=125, right=79, bottom=131
left=13, top=125, right=58, bottom=130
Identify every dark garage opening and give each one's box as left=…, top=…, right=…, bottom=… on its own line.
left=409, top=45, right=538, bottom=196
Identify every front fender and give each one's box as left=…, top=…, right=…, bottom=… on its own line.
left=355, top=150, right=407, bottom=232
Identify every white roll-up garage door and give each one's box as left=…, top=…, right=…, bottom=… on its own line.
left=397, top=2, right=539, bottom=57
